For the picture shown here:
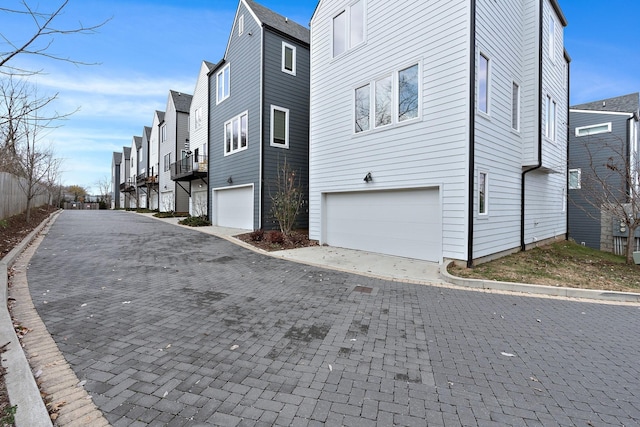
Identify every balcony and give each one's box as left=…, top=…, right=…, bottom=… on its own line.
left=120, top=180, right=135, bottom=193
left=170, top=156, right=208, bottom=181
left=136, top=172, right=148, bottom=187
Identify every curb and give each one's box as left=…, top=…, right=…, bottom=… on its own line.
left=0, top=210, right=60, bottom=427
left=440, top=260, right=640, bottom=303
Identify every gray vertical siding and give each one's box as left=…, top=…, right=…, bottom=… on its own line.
left=209, top=4, right=266, bottom=229
left=262, top=30, right=310, bottom=230
left=568, top=111, right=630, bottom=249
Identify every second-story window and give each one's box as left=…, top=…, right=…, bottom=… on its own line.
left=282, top=42, right=296, bottom=75
left=217, top=64, right=230, bottom=104
left=163, top=153, right=171, bottom=172
left=160, top=124, right=166, bottom=142
left=270, top=105, right=289, bottom=148
left=333, top=0, right=365, bottom=57
left=512, top=82, right=520, bottom=131
left=224, top=112, right=248, bottom=155
left=194, top=107, right=202, bottom=130
left=545, top=95, right=556, bottom=141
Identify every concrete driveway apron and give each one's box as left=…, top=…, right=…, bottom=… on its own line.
left=25, top=211, right=640, bottom=426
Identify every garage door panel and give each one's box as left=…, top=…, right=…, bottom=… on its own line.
left=214, top=186, right=253, bottom=230
left=325, top=189, right=441, bottom=261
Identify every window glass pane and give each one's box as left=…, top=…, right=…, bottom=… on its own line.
left=569, top=170, right=579, bottom=189
left=375, top=76, right=392, bottom=127
left=478, top=54, right=488, bottom=113
left=511, top=82, right=519, bottom=130
left=398, top=64, right=419, bottom=122
left=273, top=109, right=286, bottom=144
left=232, top=117, right=239, bottom=150
left=350, top=0, right=364, bottom=47
left=225, top=122, right=232, bottom=153
left=479, top=172, right=487, bottom=214
left=355, top=84, right=370, bottom=132
left=549, top=17, right=555, bottom=59
left=549, top=99, right=556, bottom=140
left=333, top=11, right=346, bottom=56
left=284, top=46, right=294, bottom=71
left=240, top=114, right=247, bottom=148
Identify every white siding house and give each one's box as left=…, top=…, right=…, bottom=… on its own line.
left=309, top=0, right=568, bottom=265
left=148, top=110, right=164, bottom=211
left=188, top=60, right=216, bottom=217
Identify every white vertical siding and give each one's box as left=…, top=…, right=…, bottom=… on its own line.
left=190, top=62, right=210, bottom=157
left=309, top=0, right=471, bottom=261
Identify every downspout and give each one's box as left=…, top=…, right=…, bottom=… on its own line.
left=466, top=0, right=477, bottom=268
left=259, top=24, right=265, bottom=230
left=565, top=50, right=571, bottom=240
left=206, top=72, right=211, bottom=222
left=521, top=0, right=545, bottom=251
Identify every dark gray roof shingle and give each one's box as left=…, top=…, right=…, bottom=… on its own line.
left=123, top=147, right=131, bottom=159
left=245, top=0, right=310, bottom=45
left=113, top=152, right=122, bottom=165
left=572, top=93, right=639, bottom=114
left=133, top=136, right=142, bottom=150
left=143, top=126, right=151, bottom=140
left=170, top=90, right=193, bottom=113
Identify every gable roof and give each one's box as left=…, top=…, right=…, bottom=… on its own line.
left=244, top=0, right=310, bottom=45
left=133, top=136, right=142, bottom=150
left=571, top=93, right=639, bottom=115
left=169, top=90, right=193, bottom=114
left=203, top=60, right=217, bottom=72
left=113, top=152, right=122, bottom=165
left=143, top=126, right=151, bottom=140
left=155, top=110, right=165, bottom=123
left=123, top=146, right=131, bottom=159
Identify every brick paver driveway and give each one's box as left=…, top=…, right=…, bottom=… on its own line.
left=26, top=211, right=640, bottom=426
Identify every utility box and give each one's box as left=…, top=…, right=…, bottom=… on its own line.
left=634, top=251, right=640, bottom=265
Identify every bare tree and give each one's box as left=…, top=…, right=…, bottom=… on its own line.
left=95, top=176, right=112, bottom=208
left=269, top=158, right=304, bottom=236
left=13, top=112, right=61, bottom=222
left=0, top=0, right=109, bottom=75
left=573, top=135, right=640, bottom=264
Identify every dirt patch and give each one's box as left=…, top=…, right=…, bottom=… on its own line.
left=0, top=206, right=58, bottom=260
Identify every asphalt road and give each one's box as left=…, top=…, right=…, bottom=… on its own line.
left=25, top=210, right=640, bottom=426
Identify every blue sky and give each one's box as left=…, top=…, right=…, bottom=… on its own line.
left=1, top=0, right=638, bottom=194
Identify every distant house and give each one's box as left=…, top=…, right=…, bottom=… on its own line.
left=568, top=93, right=640, bottom=252
left=135, top=126, right=152, bottom=209
left=159, top=90, right=192, bottom=213
left=120, top=146, right=132, bottom=209
left=208, top=0, right=310, bottom=230
left=111, top=152, right=122, bottom=209
left=128, top=135, right=142, bottom=209
left=147, top=110, right=164, bottom=211
left=180, top=60, right=216, bottom=217
left=308, top=0, right=569, bottom=264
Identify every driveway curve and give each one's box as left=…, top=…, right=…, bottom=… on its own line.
left=23, top=210, right=640, bottom=426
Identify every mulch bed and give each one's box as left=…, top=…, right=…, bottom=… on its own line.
left=235, top=229, right=319, bottom=251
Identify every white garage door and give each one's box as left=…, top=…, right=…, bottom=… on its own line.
left=214, top=186, right=254, bottom=230
left=325, top=188, right=441, bottom=261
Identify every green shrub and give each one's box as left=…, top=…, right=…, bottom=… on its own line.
left=178, top=216, right=211, bottom=227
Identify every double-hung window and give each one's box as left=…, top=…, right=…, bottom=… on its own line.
left=282, top=42, right=296, bottom=75
left=478, top=53, right=489, bottom=114
left=163, top=153, right=171, bottom=172
left=354, top=63, right=420, bottom=133
left=333, top=0, right=365, bottom=57
left=270, top=105, right=289, bottom=148
left=224, top=112, right=248, bottom=155
left=217, top=64, right=230, bottom=104
left=545, top=95, right=556, bottom=141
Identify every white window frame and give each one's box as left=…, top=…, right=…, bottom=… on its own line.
left=238, top=14, right=244, bottom=36
left=478, top=53, right=490, bottom=115
left=332, top=0, right=366, bottom=58
left=478, top=171, right=488, bottom=216
left=545, top=95, right=557, bottom=141
left=282, top=42, right=296, bottom=76
left=194, top=107, right=203, bottom=130
left=160, top=124, right=166, bottom=142
left=575, top=122, right=612, bottom=137
left=270, top=105, right=290, bottom=148
left=353, top=62, right=421, bottom=134
left=548, top=16, right=556, bottom=62
left=569, top=168, right=581, bottom=190
left=223, top=111, right=248, bottom=156
left=216, top=64, right=230, bottom=105
left=163, top=153, right=171, bottom=172
left=511, top=81, right=520, bottom=131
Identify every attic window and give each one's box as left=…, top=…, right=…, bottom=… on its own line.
left=575, top=122, right=612, bottom=137
left=217, top=64, right=230, bottom=104
left=332, top=0, right=365, bottom=57
left=239, top=14, right=244, bottom=36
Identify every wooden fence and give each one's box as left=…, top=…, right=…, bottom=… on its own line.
left=0, top=172, right=49, bottom=220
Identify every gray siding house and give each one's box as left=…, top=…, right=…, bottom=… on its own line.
left=159, top=90, right=192, bottom=213
left=121, top=146, right=132, bottom=209
left=569, top=93, right=640, bottom=250
left=208, top=0, right=310, bottom=231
